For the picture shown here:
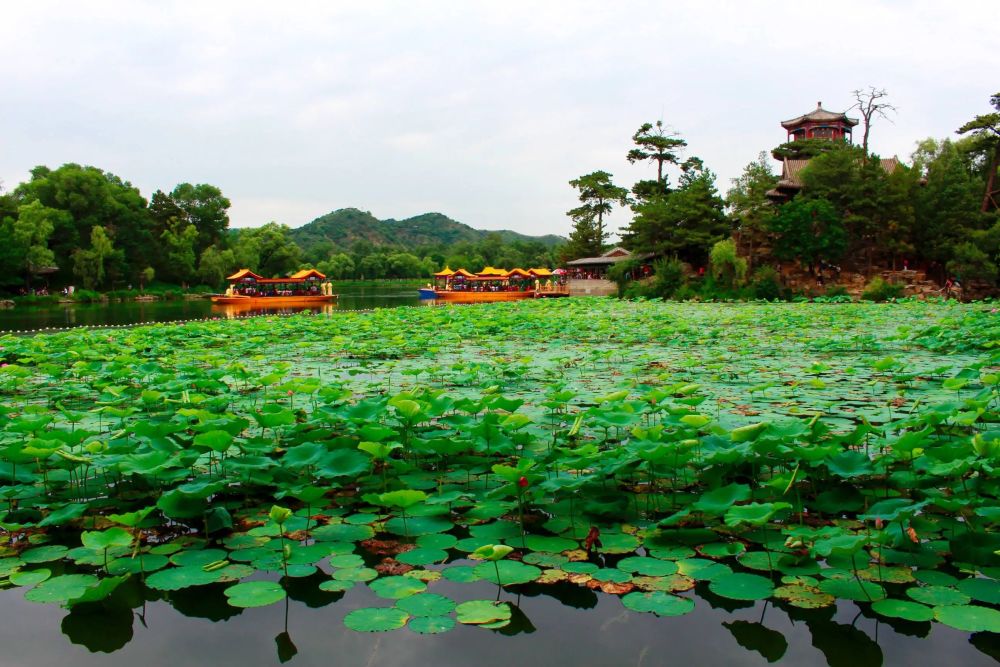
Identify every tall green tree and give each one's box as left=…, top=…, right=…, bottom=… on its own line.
left=233, top=223, right=301, bottom=278
left=160, top=218, right=199, bottom=283
left=9, top=200, right=62, bottom=285
left=726, top=152, right=778, bottom=270
left=565, top=171, right=630, bottom=259
left=957, top=91, right=1000, bottom=212
left=15, top=164, right=151, bottom=283
left=769, top=198, right=846, bottom=271
left=170, top=183, right=231, bottom=254
left=72, top=226, right=117, bottom=289
left=627, top=121, right=687, bottom=186
left=197, top=245, right=237, bottom=287
left=624, top=165, right=729, bottom=267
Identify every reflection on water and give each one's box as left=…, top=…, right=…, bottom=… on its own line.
left=0, top=284, right=428, bottom=332
left=0, top=566, right=996, bottom=666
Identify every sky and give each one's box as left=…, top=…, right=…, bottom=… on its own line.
left=0, top=1, right=995, bottom=239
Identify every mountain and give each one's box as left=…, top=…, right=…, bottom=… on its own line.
left=289, top=208, right=565, bottom=253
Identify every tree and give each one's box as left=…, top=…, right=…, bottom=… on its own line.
left=624, top=165, right=729, bottom=267
left=10, top=200, right=61, bottom=285
left=317, top=252, right=355, bottom=279
left=769, top=198, right=846, bottom=272
left=198, top=245, right=236, bottom=287
left=72, top=226, right=116, bottom=289
left=170, top=183, right=231, bottom=254
left=726, top=152, right=778, bottom=269
left=957, top=91, right=1000, bottom=212
left=709, top=239, right=747, bottom=289
left=15, top=164, right=151, bottom=283
left=913, top=138, right=987, bottom=274
left=160, top=218, right=199, bottom=283
left=626, top=121, right=687, bottom=185
left=850, top=87, right=897, bottom=158
left=565, top=171, right=630, bottom=259
left=233, top=223, right=301, bottom=278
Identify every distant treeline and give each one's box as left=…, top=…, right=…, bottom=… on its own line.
left=0, top=165, right=565, bottom=292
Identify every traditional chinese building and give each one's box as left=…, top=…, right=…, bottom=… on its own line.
left=780, top=101, right=858, bottom=143
left=766, top=102, right=899, bottom=203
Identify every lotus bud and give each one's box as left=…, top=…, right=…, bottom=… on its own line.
left=518, top=476, right=529, bottom=488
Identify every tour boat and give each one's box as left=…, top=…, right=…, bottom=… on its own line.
left=419, top=266, right=569, bottom=302
left=211, top=269, right=338, bottom=305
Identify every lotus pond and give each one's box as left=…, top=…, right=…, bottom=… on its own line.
left=0, top=298, right=998, bottom=665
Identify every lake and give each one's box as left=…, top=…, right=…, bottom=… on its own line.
left=0, top=283, right=425, bottom=332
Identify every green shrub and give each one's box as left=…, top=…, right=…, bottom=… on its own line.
left=606, top=259, right=645, bottom=297
left=72, top=289, right=105, bottom=303
left=12, top=294, right=60, bottom=306
left=861, top=277, right=905, bottom=302
left=824, top=284, right=849, bottom=297
left=749, top=266, right=783, bottom=300
left=650, top=258, right=687, bottom=298
left=709, top=239, right=747, bottom=289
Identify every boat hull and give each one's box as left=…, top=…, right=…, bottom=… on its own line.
left=424, top=290, right=568, bottom=302
left=210, top=295, right=337, bottom=306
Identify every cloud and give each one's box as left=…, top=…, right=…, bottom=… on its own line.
left=0, top=1, right=995, bottom=237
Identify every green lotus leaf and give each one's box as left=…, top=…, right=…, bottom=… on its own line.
left=145, top=565, right=227, bottom=590
left=396, top=548, right=448, bottom=566
left=107, top=554, right=169, bottom=575
left=617, top=556, right=678, bottom=577
left=416, top=533, right=458, bottom=550
left=693, top=484, right=752, bottom=515
left=621, top=591, right=695, bottom=617
left=455, top=600, right=511, bottom=625
left=344, top=607, right=410, bottom=632
left=38, top=503, right=89, bottom=527
left=817, top=577, right=886, bottom=602
left=955, top=577, right=1000, bottom=605
left=933, top=604, right=1000, bottom=633
left=21, top=545, right=69, bottom=564
left=709, top=572, right=774, bottom=600
left=724, top=502, right=791, bottom=527
left=24, top=574, right=99, bottom=604
left=318, top=579, right=355, bottom=593
left=773, top=584, right=835, bottom=608
left=225, top=581, right=286, bottom=608
left=327, top=554, right=365, bottom=569
left=871, top=598, right=934, bottom=622
left=81, top=528, right=133, bottom=551
left=9, top=568, right=51, bottom=587
left=473, top=560, right=541, bottom=585
left=677, top=558, right=732, bottom=581
left=332, top=567, right=378, bottom=582
left=906, top=585, right=971, bottom=607
left=441, top=566, right=481, bottom=583
left=312, top=523, right=374, bottom=542
left=193, top=429, right=233, bottom=453
left=395, top=593, right=456, bottom=617
left=384, top=516, right=452, bottom=536
left=369, top=575, right=427, bottom=599
left=407, top=615, right=455, bottom=634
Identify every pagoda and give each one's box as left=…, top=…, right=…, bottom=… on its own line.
left=767, top=102, right=862, bottom=202
left=781, top=101, right=858, bottom=142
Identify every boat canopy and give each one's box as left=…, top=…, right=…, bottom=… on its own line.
left=477, top=266, right=508, bottom=277
left=289, top=268, right=326, bottom=280
left=505, top=268, right=532, bottom=278
left=434, top=266, right=456, bottom=277
left=226, top=269, right=264, bottom=282
left=529, top=268, right=553, bottom=277
left=451, top=268, right=476, bottom=278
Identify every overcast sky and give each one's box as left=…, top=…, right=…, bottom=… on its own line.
left=0, top=1, right=994, bottom=239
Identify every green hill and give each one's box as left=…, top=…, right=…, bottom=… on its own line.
left=289, top=208, right=564, bottom=254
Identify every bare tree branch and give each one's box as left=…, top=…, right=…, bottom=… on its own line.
left=850, top=86, right=897, bottom=158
